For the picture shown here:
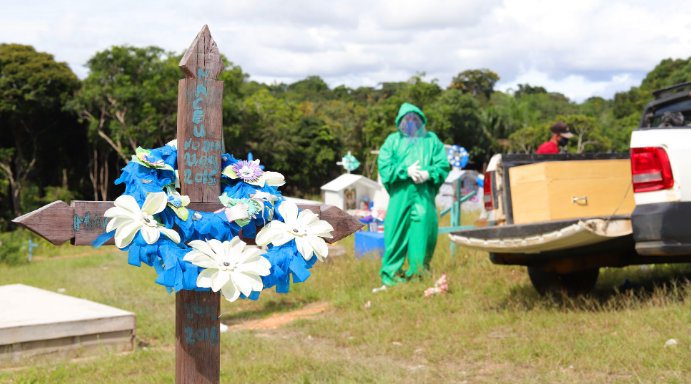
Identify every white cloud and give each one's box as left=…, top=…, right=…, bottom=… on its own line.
left=499, top=69, right=640, bottom=102
left=2, top=0, right=691, bottom=101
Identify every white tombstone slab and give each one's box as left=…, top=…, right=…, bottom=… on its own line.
left=0, top=284, right=135, bottom=366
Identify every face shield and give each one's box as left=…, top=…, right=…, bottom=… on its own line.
left=398, top=112, right=426, bottom=138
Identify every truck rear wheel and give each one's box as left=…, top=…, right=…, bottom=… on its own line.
left=527, top=267, right=599, bottom=296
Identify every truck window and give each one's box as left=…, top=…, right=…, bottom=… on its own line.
left=648, top=99, right=691, bottom=128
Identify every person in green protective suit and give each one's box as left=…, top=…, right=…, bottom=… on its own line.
left=374, top=102, right=450, bottom=291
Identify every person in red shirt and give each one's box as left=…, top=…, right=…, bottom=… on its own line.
left=536, top=121, right=574, bottom=154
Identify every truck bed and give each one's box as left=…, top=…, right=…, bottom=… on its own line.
left=497, top=153, right=631, bottom=224
left=450, top=215, right=631, bottom=254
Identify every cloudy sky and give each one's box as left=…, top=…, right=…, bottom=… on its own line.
left=2, top=0, right=691, bottom=102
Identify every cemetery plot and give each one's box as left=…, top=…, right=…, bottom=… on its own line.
left=0, top=284, right=135, bottom=367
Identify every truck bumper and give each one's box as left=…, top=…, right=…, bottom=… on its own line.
left=632, top=202, right=691, bottom=256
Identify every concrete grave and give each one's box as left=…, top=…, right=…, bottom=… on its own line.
left=321, top=174, right=383, bottom=211
left=0, top=284, right=135, bottom=366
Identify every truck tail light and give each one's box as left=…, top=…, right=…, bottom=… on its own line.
left=631, top=147, right=674, bottom=192
left=483, top=171, right=494, bottom=210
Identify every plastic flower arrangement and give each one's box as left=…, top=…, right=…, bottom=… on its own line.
left=97, top=140, right=334, bottom=302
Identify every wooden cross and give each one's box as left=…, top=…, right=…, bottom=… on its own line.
left=13, top=25, right=361, bottom=384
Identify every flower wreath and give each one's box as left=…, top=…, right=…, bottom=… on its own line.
left=96, top=140, right=334, bottom=302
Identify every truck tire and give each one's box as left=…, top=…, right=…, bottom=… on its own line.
left=527, top=267, right=599, bottom=296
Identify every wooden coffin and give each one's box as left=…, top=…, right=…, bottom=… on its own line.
left=509, top=159, right=635, bottom=224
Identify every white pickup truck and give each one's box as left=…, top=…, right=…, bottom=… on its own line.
left=630, top=82, right=691, bottom=256
left=451, top=83, right=691, bottom=295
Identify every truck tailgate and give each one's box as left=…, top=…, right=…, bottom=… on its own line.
left=450, top=217, right=632, bottom=254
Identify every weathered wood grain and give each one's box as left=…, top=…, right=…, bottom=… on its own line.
left=72, top=201, right=115, bottom=245
left=176, top=78, right=224, bottom=203
left=12, top=201, right=74, bottom=245
left=176, top=25, right=224, bottom=384
left=175, top=290, right=220, bottom=384
left=319, top=204, right=364, bottom=242
left=179, top=25, right=223, bottom=80
left=177, top=25, right=224, bottom=203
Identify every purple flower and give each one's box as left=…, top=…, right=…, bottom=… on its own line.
left=222, top=159, right=285, bottom=188
left=233, top=160, right=263, bottom=182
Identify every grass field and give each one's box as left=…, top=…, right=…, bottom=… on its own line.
left=0, top=233, right=689, bottom=383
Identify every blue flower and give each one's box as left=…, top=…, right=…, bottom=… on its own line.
left=115, top=162, right=175, bottom=203
left=131, top=146, right=177, bottom=171
left=260, top=243, right=317, bottom=294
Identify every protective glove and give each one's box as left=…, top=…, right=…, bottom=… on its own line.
left=414, top=170, right=430, bottom=184
left=407, top=161, right=422, bottom=183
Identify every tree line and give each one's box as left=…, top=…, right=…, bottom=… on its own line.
left=2, top=42, right=691, bottom=230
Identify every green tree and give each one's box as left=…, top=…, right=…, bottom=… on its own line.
left=70, top=46, right=180, bottom=159
left=612, top=86, right=646, bottom=120
left=403, top=73, right=442, bottom=109
left=559, top=114, right=608, bottom=153
left=351, top=86, right=379, bottom=104
left=490, top=91, right=540, bottom=135
left=238, top=88, right=298, bottom=160
left=517, top=91, right=577, bottom=122
left=579, top=96, right=610, bottom=118
left=610, top=113, right=640, bottom=152
left=426, top=89, right=487, bottom=165
left=289, top=115, right=339, bottom=193
left=0, top=44, right=80, bottom=218
left=514, top=83, right=547, bottom=97
left=314, top=99, right=368, bottom=170
left=508, top=115, right=610, bottom=154
left=220, top=60, right=250, bottom=156
left=508, top=124, right=547, bottom=153
left=477, top=107, right=510, bottom=153
left=448, top=69, right=500, bottom=100
left=640, top=58, right=691, bottom=91
left=612, top=57, right=691, bottom=131
left=238, top=89, right=339, bottom=195
left=286, top=75, right=330, bottom=102
left=362, top=96, right=405, bottom=177
left=68, top=46, right=181, bottom=199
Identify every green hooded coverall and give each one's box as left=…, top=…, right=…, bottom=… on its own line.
left=377, top=103, right=450, bottom=286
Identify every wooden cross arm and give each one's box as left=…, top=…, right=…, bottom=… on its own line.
left=13, top=200, right=363, bottom=246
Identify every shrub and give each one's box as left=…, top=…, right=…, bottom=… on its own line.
left=0, top=231, right=27, bottom=265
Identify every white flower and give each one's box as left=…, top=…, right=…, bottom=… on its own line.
left=218, top=195, right=264, bottom=226
left=222, top=159, right=285, bottom=187
left=225, top=202, right=250, bottom=222
left=255, top=201, right=334, bottom=261
left=104, top=192, right=181, bottom=248
left=251, top=190, right=278, bottom=203
left=183, top=238, right=271, bottom=302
